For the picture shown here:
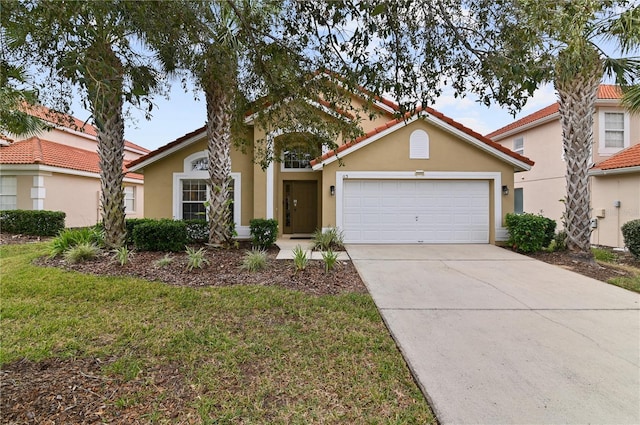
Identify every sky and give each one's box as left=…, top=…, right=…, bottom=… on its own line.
left=69, top=80, right=558, bottom=152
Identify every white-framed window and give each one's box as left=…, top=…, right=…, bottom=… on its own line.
left=181, top=179, right=208, bottom=220
left=0, top=176, right=17, bottom=210
left=409, top=129, right=430, bottom=159
left=124, top=186, right=136, bottom=213
left=173, top=151, right=241, bottom=228
left=282, top=148, right=314, bottom=170
left=513, top=137, right=524, bottom=155
left=599, top=109, right=630, bottom=154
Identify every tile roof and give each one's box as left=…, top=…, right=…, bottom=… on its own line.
left=592, top=142, right=640, bottom=171
left=0, top=137, right=143, bottom=180
left=310, top=106, right=534, bottom=167
left=486, top=85, right=623, bottom=139
left=25, top=104, right=150, bottom=153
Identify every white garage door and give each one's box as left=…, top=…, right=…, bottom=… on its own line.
left=342, top=179, right=490, bottom=243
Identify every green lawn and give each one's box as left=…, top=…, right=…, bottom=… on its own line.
left=1, top=243, right=435, bottom=424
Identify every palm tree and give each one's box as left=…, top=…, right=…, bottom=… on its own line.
left=3, top=1, right=189, bottom=248
left=539, top=2, right=639, bottom=259
left=185, top=1, right=364, bottom=246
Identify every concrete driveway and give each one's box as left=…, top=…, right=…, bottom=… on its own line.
left=347, top=244, right=640, bottom=425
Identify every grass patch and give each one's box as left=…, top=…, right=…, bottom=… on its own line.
left=592, top=247, right=616, bottom=263
left=1, top=243, right=435, bottom=423
left=608, top=275, right=640, bottom=293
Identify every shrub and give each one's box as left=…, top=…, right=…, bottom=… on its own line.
left=133, top=219, right=187, bottom=252
left=249, top=218, right=278, bottom=249
left=547, top=231, right=567, bottom=252
left=505, top=213, right=557, bottom=253
left=240, top=249, right=268, bottom=272
left=63, top=242, right=100, bottom=263
left=312, top=227, right=345, bottom=251
left=49, top=227, right=104, bottom=258
left=185, top=246, right=210, bottom=271
left=321, top=249, right=339, bottom=273
left=292, top=245, right=308, bottom=273
left=112, top=246, right=133, bottom=266
left=185, top=219, right=209, bottom=243
left=621, top=219, right=640, bottom=259
left=0, top=210, right=65, bottom=236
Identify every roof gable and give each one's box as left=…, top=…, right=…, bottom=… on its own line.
left=311, top=106, right=534, bottom=170
left=487, top=84, right=623, bottom=140
left=0, top=137, right=143, bottom=179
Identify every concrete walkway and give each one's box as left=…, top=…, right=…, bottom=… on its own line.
left=347, top=244, right=640, bottom=425
left=275, top=238, right=350, bottom=260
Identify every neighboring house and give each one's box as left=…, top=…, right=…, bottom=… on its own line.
left=128, top=93, right=533, bottom=245
left=589, top=143, right=640, bottom=248
left=488, top=85, right=640, bottom=248
left=0, top=107, right=149, bottom=228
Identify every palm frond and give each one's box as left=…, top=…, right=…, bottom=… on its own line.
left=621, top=85, right=640, bottom=113
left=602, top=57, right=640, bottom=88
left=604, top=5, right=640, bottom=55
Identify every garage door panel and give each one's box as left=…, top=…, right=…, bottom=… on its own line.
left=343, top=179, right=489, bottom=244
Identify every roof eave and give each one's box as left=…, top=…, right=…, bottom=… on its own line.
left=127, top=129, right=207, bottom=172
left=490, top=112, right=560, bottom=142
left=589, top=165, right=640, bottom=176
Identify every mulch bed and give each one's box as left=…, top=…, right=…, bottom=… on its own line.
left=525, top=248, right=640, bottom=283
left=1, top=357, right=200, bottom=424
left=33, top=244, right=367, bottom=296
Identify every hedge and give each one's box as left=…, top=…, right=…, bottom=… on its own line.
left=132, top=219, right=188, bottom=252
left=0, top=210, right=66, bottom=236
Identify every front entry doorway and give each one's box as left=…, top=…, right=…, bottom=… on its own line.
left=283, top=180, right=318, bottom=234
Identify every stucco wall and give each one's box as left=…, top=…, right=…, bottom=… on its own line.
left=319, top=118, right=516, bottom=243
left=590, top=173, right=640, bottom=248
left=142, top=135, right=254, bottom=226
left=43, top=173, right=100, bottom=227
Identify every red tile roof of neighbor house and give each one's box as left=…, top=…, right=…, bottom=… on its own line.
left=0, top=137, right=144, bottom=180
left=310, top=106, right=535, bottom=167
left=23, top=104, right=150, bottom=153
left=486, top=85, right=623, bottom=139
left=592, top=142, right=640, bottom=171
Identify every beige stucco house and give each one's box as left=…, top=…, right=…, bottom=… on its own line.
left=488, top=85, right=640, bottom=248
left=0, top=107, right=148, bottom=228
left=128, top=94, right=533, bottom=245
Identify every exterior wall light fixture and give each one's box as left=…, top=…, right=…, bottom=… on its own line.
left=502, top=185, right=509, bottom=196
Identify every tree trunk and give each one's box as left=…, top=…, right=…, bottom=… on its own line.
left=554, top=44, right=602, bottom=260
left=87, top=44, right=127, bottom=249
left=203, top=62, right=234, bottom=246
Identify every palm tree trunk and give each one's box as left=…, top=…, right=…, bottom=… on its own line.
left=203, top=64, right=234, bottom=246
left=554, top=45, right=602, bottom=260
left=87, top=44, right=127, bottom=249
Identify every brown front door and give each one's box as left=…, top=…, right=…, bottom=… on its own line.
left=284, top=180, right=318, bottom=234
